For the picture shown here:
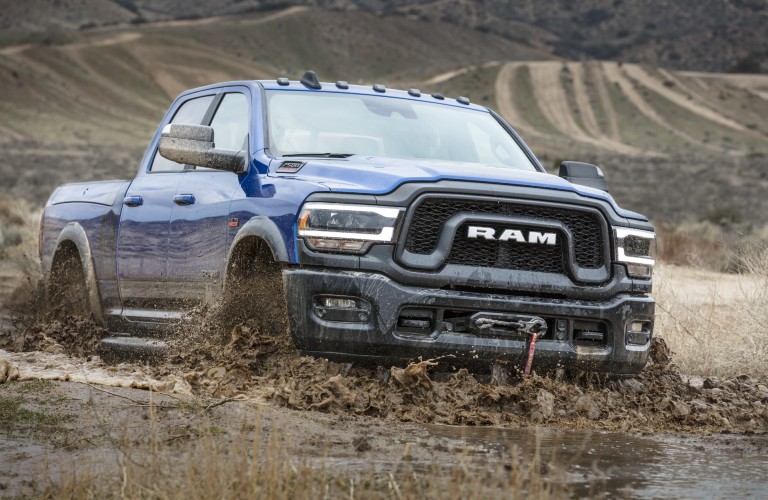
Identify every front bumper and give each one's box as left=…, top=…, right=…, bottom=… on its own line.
left=283, top=268, right=655, bottom=374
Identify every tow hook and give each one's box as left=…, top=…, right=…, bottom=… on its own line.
left=522, top=318, right=547, bottom=378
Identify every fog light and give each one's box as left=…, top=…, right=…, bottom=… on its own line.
left=313, top=296, right=372, bottom=323
left=323, top=297, right=356, bottom=309
left=626, top=320, right=652, bottom=346
left=626, top=263, right=652, bottom=279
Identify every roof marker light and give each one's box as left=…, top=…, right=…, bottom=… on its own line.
left=336, top=81, right=349, bottom=89
left=408, top=88, right=421, bottom=97
left=431, top=93, right=445, bottom=100
left=373, top=84, right=386, bottom=93
left=457, top=96, right=470, bottom=105
left=277, top=77, right=290, bottom=86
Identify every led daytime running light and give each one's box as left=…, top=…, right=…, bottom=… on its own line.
left=615, top=227, right=656, bottom=268
left=297, top=202, right=404, bottom=243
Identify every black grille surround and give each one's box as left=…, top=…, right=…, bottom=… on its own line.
left=397, top=195, right=611, bottom=284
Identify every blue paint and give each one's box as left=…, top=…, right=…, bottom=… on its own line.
left=40, top=78, right=650, bottom=314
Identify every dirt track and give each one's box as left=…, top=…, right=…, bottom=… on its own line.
left=490, top=60, right=768, bottom=157
left=493, top=62, right=547, bottom=139
left=623, top=64, right=751, bottom=134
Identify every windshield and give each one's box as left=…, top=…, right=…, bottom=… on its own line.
left=266, top=91, right=537, bottom=171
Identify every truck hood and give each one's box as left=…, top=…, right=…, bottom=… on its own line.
left=272, top=156, right=646, bottom=221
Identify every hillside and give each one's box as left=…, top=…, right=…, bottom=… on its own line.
left=1, top=0, right=765, bottom=74
left=0, top=6, right=767, bottom=225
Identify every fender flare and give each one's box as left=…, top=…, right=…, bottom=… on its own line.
left=52, top=223, right=106, bottom=326
left=223, top=216, right=290, bottom=291
left=229, top=216, right=290, bottom=262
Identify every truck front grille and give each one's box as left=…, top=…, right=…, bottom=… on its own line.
left=447, top=221, right=565, bottom=272
left=404, top=197, right=605, bottom=271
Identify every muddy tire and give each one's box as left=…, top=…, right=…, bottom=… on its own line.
left=47, top=245, right=90, bottom=319
left=222, top=239, right=290, bottom=337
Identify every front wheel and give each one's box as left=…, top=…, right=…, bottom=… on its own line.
left=221, top=240, right=289, bottom=337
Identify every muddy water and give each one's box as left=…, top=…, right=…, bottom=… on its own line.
left=428, top=424, right=768, bottom=498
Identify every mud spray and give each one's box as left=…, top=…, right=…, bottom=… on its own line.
left=2, top=280, right=767, bottom=435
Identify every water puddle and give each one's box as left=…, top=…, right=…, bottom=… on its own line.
left=427, top=424, right=768, bottom=498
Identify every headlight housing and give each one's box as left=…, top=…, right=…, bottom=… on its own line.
left=614, top=227, right=656, bottom=279
left=297, top=202, right=405, bottom=253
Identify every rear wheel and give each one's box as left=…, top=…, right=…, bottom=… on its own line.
left=47, top=244, right=90, bottom=319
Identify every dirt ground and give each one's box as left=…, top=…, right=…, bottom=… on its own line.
left=0, top=263, right=767, bottom=497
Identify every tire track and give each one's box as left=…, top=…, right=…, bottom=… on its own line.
left=528, top=61, right=645, bottom=155
left=568, top=63, right=602, bottom=138
left=624, top=64, right=751, bottom=134
left=601, top=62, right=721, bottom=152
left=493, top=61, right=547, bottom=139
left=657, top=68, right=768, bottom=139
left=589, top=61, right=621, bottom=141
left=423, top=61, right=500, bottom=85
left=694, top=73, right=768, bottom=101
left=0, top=44, right=32, bottom=57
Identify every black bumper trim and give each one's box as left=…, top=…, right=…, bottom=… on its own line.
left=283, top=268, right=654, bottom=374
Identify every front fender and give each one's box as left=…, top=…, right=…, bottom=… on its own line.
left=228, top=216, right=291, bottom=263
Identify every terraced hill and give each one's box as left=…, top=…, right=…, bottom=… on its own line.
left=491, top=61, right=768, bottom=157
left=0, top=6, right=766, bottom=223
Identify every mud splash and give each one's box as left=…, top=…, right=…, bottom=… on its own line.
left=153, top=306, right=768, bottom=434
left=0, top=279, right=107, bottom=357
left=3, top=282, right=767, bottom=435
left=261, top=339, right=767, bottom=433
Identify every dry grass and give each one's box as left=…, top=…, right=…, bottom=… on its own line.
left=0, top=195, right=40, bottom=279
left=656, top=220, right=768, bottom=272
left=39, top=409, right=575, bottom=499
left=654, top=248, right=768, bottom=378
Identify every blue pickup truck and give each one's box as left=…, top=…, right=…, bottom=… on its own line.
left=39, top=71, right=656, bottom=374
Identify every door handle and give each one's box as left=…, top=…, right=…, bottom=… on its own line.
left=123, top=195, right=143, bottom=207
left=173, top=194, right=196, bottom=206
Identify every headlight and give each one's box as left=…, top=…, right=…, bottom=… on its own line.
left=614, top=227, right=656, bottom=279
left=297, top=202, right=404, bottom=253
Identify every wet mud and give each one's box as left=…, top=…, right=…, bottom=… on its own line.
left=150, top=303, right=768, bottom=435
left=0, top=279, right=106, bottom=358
left=2, top=280, right=767, bottom=436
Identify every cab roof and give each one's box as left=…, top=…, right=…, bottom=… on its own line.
left=179, top=74, right=488, bottom=113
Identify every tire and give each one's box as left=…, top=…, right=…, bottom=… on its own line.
left=222, top=240, right=289, bottom=337
left=47, top=246, right=90, bottom=319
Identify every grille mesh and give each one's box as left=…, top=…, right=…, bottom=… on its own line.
left=447, top=222, right=564, bottom=272
left=404, top=198, right=604, bottom=269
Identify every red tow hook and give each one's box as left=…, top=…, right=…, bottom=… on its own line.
left=523, top=319, right=547, bottom=378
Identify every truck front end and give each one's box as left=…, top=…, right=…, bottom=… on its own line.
left=264, top=79, right=655, bottom=374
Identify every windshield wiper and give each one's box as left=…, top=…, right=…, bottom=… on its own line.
left=282, top=153, right=356, bottom=158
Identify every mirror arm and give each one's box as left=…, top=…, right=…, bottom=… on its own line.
left=205, top=149, right=246, bottom=173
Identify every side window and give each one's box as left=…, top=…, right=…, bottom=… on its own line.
left=150, top=95, right=214, bottom=172
left=210, top=93, right=249, bottom=152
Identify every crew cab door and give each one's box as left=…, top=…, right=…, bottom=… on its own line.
left=116, top=94, right=214, bottom=311
left=167, top=90, right=250, bottom=305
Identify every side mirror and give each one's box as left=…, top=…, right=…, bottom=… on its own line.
left=558, top=161, right=609, bottom=192
left=158, top=123, right=246, bottom=173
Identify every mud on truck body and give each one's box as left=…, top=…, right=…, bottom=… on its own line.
left=39, top=71, right=656, bottom=374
